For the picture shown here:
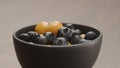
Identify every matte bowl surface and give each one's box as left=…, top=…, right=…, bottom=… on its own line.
left=13, top=23, right=103, bottom=68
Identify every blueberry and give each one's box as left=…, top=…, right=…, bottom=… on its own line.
left=57, top=27, right=72, bottom=40
left=44, top=32, right=56, bottom=44
left=85, top=31, right=97, bottom=40
left=19, top=33, right=30, bottom=42
left=70, top=35, right=81, bottom=44
left=53, top=37, right=68, bottom=45
left=65, top=24, right=74, bottom=29
left=79, top=39, right=90, bottom=43
left=27, top=31, right=40, bottom=42
left=34, top=36, right=48, bottom=44
left=72, top=29, right=81, bottom=37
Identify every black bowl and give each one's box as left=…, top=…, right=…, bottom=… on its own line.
left=13, top=23, right=103, bottom=68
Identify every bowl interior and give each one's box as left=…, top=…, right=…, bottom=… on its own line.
left=14, top=23, right=101, bottom=46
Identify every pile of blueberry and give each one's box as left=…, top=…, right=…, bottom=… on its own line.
left=19, top=24, right=97, bottom=46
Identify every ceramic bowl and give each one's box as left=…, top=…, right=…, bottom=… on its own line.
left=13, top=23, right=103, bottom=68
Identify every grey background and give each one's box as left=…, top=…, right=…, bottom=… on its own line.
left=0, top=0, right=120, bottom=68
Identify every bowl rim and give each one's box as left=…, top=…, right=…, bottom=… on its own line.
left=13, top=23, right=103, bottom=48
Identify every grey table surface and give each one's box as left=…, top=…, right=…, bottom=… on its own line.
left=0, top=0, right=120, bottom=68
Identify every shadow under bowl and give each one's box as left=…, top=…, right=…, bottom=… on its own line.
left=13, top=23, right=103, bottom=68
